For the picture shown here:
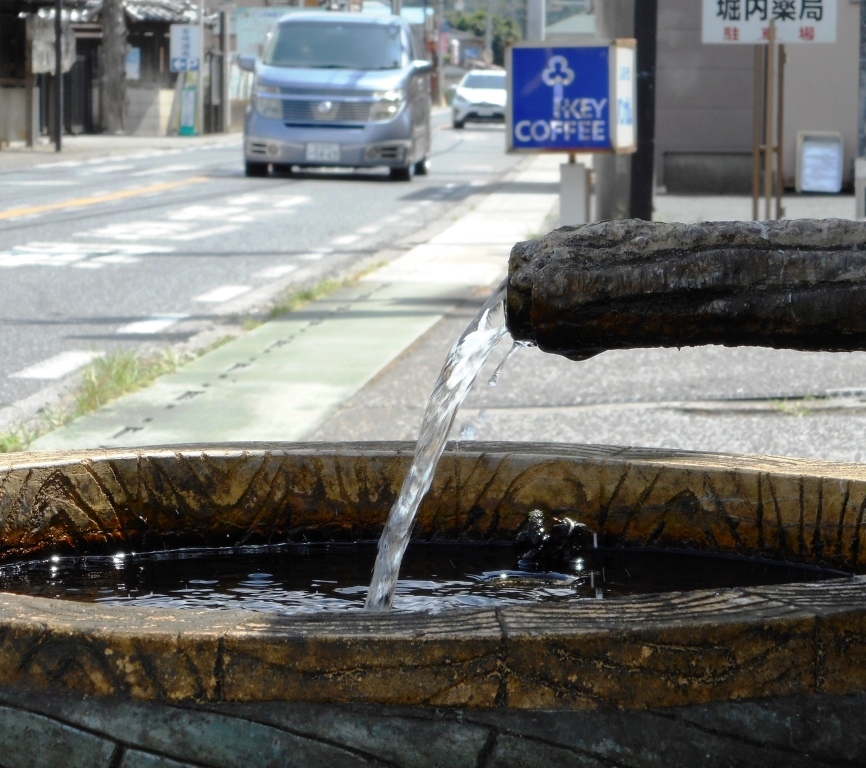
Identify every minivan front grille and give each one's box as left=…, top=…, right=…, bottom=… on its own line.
left=280, top=86, right=376, bottom=98
left=282, top=100, right=373, bottom=123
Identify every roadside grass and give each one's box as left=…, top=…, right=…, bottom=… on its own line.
left=267, top=262, right=386, bottom=320
left=0, top=430, right=31, bottom=454
left=242, top=317, right=263, bottom=332
left=0, top=350, right=179, bottom=454
left=268, top=278, right=342, bottom=319
left=73, top=350, right=179, bottom=418
left=771, top=394, right=817, bottom=417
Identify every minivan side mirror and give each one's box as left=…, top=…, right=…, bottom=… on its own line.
left=412, top=59, right=433, bottom=74
left=237, top=55, right=257, bottom=73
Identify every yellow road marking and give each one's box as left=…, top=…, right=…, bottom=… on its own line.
left=0, top=177, right=208, bottom=221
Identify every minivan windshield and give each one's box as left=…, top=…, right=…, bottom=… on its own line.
left=462, top=73, right=506, bottom=89
left=263, top=21, right=406, bottom=70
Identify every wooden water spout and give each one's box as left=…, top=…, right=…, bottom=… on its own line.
left=506, top=218, right=866, bottom=360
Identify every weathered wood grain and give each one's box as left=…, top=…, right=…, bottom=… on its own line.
left=507, top=218, right=866, bottom=359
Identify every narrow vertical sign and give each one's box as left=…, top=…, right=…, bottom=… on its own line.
left=179, top=86, right=198, bottom=136
left=615, top=45, right=636, bottom=151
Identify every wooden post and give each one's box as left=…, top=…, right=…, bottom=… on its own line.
left=763, top=22, right=775, bottom=221
left=751, top=45, right=762, bottom=221
left=776, top=43, right=786, bottom=220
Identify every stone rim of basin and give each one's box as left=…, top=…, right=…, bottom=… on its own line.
left=1, top=441, right=865, bottom=711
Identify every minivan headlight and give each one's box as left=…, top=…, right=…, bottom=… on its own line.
left=253, top=83, right=282, bottom=119
left=369, top=90, right=405, bottom=122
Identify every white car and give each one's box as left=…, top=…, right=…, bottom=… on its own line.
left=451, top=70, right=506, bottom=129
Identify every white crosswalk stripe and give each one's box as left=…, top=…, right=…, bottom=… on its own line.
left=193, top=285, right=251, bottom=303
left=254, top=265, right=298, bottom=279
left=0, top=242, right=170, bottom=268
left=116, top=315, right=188, bottom=335
left=10, top=350, right=103, bottom=380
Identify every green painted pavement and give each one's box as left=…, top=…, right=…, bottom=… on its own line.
left=31, top=281, right=473, bottom=449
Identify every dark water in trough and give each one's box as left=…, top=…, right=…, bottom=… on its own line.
left=0, top=543, right=844, bottom=615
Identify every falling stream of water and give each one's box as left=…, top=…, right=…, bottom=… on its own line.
left=365, top=281, right=511, bottom=611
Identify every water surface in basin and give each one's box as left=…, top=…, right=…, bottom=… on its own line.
left=0, top=543, right=845, bottom=615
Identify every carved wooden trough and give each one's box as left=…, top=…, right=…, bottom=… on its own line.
left=2, top=441, right=866, bottom=766
left=5, top=218, right=866, bottom=765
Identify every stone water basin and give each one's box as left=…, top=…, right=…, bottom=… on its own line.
left=2, top=441, right=866, bottom=766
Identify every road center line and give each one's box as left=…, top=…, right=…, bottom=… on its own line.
left=0, top=177, right=208, bottom=221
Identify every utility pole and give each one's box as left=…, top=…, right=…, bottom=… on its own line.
left=422, top=0, right=428, bottom=54
left=484, top=0, right=492, bottom=64
left=54, top=0, right=62, bottom=151
left=436, top=0, right=444, bottom=103
left=526, top=0, right=544, bottom=41
left=859, top=0, right=866, bottom=156
left=629, top=0, right=657, bottom=220
left=220, top=9, right=230, bottom=134
left=196, top=0, right=204, bottom=134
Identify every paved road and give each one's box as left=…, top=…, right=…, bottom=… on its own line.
left=8, top=122, right=866, bottom=465
left=0, top=114, right=523, bottom=421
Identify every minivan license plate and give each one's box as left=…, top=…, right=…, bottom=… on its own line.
left=306, top=143, right=340, bottom=162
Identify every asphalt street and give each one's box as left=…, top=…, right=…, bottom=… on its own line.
left=5, top=120, right=866, bottom=465
left=0, top=111, right=527, bottom=423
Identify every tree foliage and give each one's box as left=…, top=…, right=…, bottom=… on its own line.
left=445, top=10, right=521, bottom=66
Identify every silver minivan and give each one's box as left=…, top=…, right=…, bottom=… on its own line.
left=239, top=13, right=432, bottom=181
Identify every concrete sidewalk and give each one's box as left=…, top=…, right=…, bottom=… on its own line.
left=30, top=152, right=561, bottom=450
left=302, top=189, right=866, bottom=466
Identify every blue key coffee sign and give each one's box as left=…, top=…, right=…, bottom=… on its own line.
left=506, top=40, right=636, bottom=154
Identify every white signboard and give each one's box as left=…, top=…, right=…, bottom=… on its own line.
left=170, top=24, right=201, bottom=72
left=703, top=0, right=837, bottom=44
left=27, top=16, right=76, bottom=74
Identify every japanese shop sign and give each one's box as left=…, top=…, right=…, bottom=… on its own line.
left=170, top=24, right=201, bottom=72
left=703, top=0, right=837, bottom=43
left=506, top=41, right=636, bottom=153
